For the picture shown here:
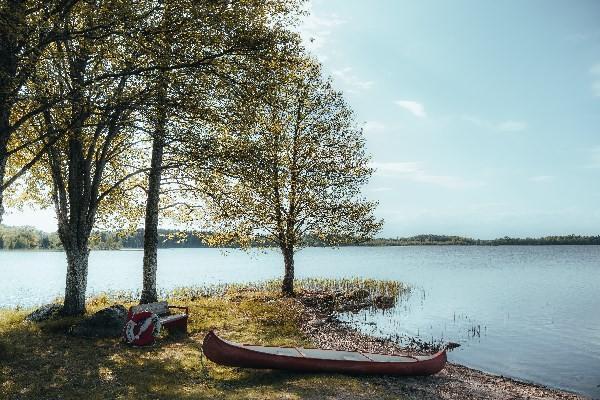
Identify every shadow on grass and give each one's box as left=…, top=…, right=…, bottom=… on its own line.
left=1, top=290, right=419, bottom=400
left=1, top=322, right=397, bottom=399
left=5, top=334, right=412, bottom=399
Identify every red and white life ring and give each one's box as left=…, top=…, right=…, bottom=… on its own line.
left=123, top=311, right=161, bottom=346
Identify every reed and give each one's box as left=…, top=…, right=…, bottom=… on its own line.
left=76, top=277, right=410, bottom=304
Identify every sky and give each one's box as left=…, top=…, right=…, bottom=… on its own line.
left=4, top=0, right=600, bottom=238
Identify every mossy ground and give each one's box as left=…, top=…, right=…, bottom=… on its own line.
left=0, top=281, right=407, bottom=400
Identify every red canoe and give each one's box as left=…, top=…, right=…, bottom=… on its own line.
left=202, top=330, right=447, bottom=376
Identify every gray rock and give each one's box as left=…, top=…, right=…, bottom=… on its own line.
left=71, top=304, right=127, bottom=338
left=25, top=303, right=63, bottom=322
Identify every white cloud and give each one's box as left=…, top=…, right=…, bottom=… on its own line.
left=370, top=161, right=473, bottom=189
left=363, top=120, right=386, bottom=135
left=460, top=115, right=488, bottom=127
left=530, top=175, right=554, bottom=183
left=331, top=67, right=374, bottom=93
left=593, top=81, right=600, bottom=97
left=461, top=115, right=526, bottom=132
left=395, top=100, right=426, bottom=118
left=372, top=162, right=421, bottom=175
left=563, top=30, right=600, bottom=43
left=497, top=120, right=527, bottom=132
left=590, top=63, right=600, bottom=97
left=587, top=146, right=600, bottom=168
left=370, top=187, right=393, bottom=192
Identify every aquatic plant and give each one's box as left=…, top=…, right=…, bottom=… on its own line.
left=74, top=278, right=409, bottom=305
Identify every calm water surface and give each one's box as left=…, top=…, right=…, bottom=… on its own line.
left=1, top=246, right=599, bottom=397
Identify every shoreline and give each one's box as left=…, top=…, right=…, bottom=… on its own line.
left=1, top=284, right=594, bottom=399
left=296, top=292, right=589, bottom=400
left=2, top=243, right=600, bottom=253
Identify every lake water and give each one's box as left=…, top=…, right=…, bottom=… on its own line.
left=1, top=246, right=599, bottom=398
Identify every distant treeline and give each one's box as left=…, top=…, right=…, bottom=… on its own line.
left=0, top=226, right=211, bottom=250
left=1, top=226, right=599, bottom=250
left=360, top=234, right=600, bottom=246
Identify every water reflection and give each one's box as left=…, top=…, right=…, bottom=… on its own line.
left=339, top=287, right=489, bottom=351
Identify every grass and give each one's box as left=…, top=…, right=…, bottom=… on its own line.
left=0, top=279, right=409, bottom=400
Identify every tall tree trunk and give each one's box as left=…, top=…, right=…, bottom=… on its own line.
left=281, top=245, right=295, bottom=296
left=59, top=137, right=93, bottom=316
left=62, top=246, right=90, bottom=315
left=0, top=1, right=18, bottom=225
left=0, top=113, right=9, bottom=224
left=140, top=77, right=167, bottom=304
left=140, top=129, right=165, bottom=304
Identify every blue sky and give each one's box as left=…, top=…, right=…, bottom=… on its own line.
left=4, top=0, right=600, bottom=238
left=298, top=0, right=600, bottom=238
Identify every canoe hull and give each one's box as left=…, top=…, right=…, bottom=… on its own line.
left=202, top=330, right=447, bottom=376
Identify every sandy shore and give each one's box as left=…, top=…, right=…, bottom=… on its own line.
left=297, top=294, right=589, bottom=400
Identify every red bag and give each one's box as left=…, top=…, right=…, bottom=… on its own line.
left=123, top=311, right=161, bottom=346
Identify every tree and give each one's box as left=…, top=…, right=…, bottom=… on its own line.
left=185, top=59, right=383, bottom=296
left=137, top=0, right=303, bottom=304
left=7, top=0, right=304, bottom=313
left=0, top=1, right=82, bottom=224
left=18, top=0, right=152, bottom=315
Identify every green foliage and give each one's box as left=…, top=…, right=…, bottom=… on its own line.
left=181, top=58, right=383, bottom=253
left=0, top=225, right=60, bottom=249
left=1, top=0, right=307, bottom=313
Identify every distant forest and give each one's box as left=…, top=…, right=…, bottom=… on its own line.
left=364, top=234, right=600, bottom=246
left=1, top=226, right=599, bottom=250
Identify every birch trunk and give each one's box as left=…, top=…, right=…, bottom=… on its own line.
left=63, top=247, right=90, bottom=315
left=58, top=137, right=94, bottom=316
left=0, top=114, right=8, bottom=224
left=0, top=9, right=17, bottom=225
left=140, top=128, right=165, bottom=304
left=281, top=245, right=295, bottom=296
left=140, top=76, right=167, bottom=305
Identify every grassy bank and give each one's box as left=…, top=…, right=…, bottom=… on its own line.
left=0, top=279, right=408, bottom=400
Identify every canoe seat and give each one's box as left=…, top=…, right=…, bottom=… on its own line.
left=300, top=348, right=371, bottom=361
left=241, top=343, right=421, bottom=363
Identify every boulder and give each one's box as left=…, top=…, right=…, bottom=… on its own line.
left=25, top=303, right=63, bottom=322
left=71, top=304, right=127, bottom=338
left=307, top=318, right=327, bottom=328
